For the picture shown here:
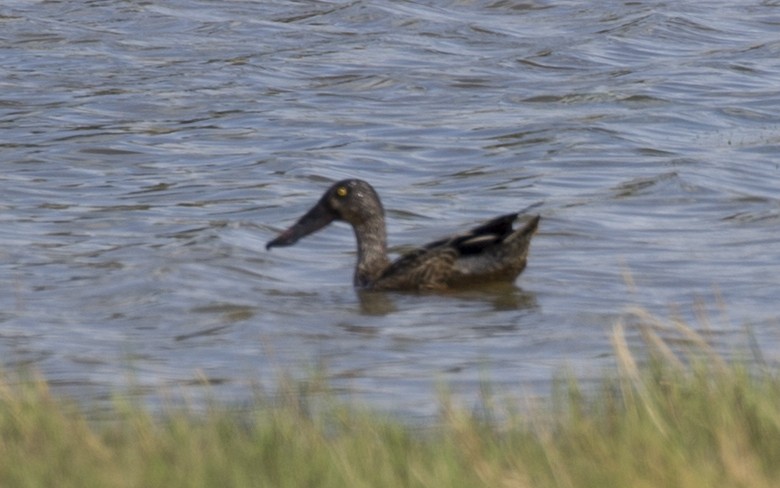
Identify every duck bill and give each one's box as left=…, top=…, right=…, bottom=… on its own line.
left=266, top=202, right=335, bottom=250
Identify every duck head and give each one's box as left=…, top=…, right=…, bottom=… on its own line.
left=266, top=179, right=384, bottom=249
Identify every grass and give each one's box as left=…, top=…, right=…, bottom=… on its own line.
left=1, top=309, right=779, bottom=487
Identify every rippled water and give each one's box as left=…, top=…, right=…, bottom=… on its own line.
left=2, top=0, right=780, bottom=417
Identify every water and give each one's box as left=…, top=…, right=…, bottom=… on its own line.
left=2, top=0, right=780, bottom=418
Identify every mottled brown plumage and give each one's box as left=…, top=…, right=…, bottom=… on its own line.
left=267, top=179, right=540, bottom=291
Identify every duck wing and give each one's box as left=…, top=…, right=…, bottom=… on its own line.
left=370, top=213, right=522, bottom=290
left=422, top=212, right=519, bottom=256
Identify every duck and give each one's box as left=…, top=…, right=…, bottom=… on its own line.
left=266, top=179, right=540, bottom=291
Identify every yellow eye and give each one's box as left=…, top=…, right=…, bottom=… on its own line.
left=336, top=186, right=348, bottom=197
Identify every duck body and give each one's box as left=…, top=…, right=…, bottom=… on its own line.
left=266, top=179, right=540, bottom=291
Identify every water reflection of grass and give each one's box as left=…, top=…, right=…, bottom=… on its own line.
left=2, top=311, right=779, bottom=487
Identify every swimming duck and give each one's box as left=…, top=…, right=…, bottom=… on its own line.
left=266, top=179, right=540, bottom=291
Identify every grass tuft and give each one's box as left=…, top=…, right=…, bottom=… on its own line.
left=1, top=309, right=779, bottom=487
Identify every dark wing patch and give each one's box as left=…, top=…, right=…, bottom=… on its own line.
left=423, top=212, right=519, bottom=256
left=453, top=234, right=502, bottom=255
left=464, top=212, right=518, bottom=238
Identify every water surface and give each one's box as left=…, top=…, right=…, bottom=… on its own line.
left=2, top=0, right=780, bottom=417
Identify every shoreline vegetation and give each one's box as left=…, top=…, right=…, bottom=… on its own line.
left=2, top=309, right=779, bottom=487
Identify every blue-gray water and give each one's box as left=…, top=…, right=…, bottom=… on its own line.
left=2, top=0, right=779, bottom=418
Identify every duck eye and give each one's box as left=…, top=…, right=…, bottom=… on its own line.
left=336, top=186, right=348, bottom=197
